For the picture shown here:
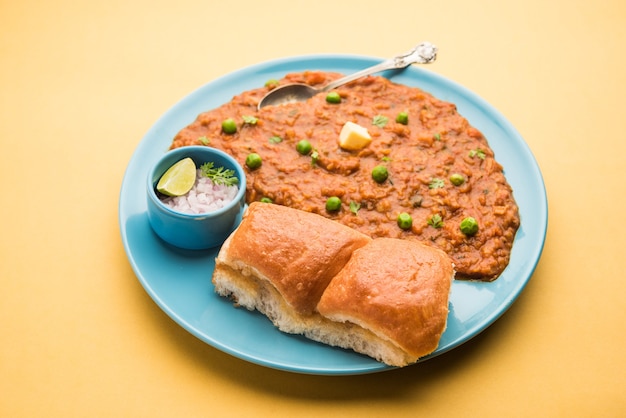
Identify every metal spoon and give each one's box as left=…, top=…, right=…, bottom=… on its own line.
left=257, top=42, right=438, bottom=110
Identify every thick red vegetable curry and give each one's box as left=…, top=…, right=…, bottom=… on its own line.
left=170, top=71, right=520, bottom=281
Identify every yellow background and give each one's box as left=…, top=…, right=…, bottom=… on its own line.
left=1, top=0, right=624, bottom=416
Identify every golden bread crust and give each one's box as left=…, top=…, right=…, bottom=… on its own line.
left=221, top=202, right=371, bottom=314
left=317, top=238, right=453, bottom=358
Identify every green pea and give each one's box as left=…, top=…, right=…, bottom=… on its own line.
left=325, top=91, right=341, bottom=104
left=221, top=118, right=237, bottom=134
left=260, top=197, right=273, bottom=203
left=325, top=196, right=342, bottom=212
left=372, top=165, right=389, bottom=183
left=265, top=79, right=279, bottom=88
left=296, top=139, right=312, bottom=155
left=397, top=212, right=413, bottom=230
left=460, top=217, right=479, bottom=236
left=245, top=153, right=262, bottom=170
left=396, top=111, right=409, bottom=125
left=450, top=173, right=465, bottom=186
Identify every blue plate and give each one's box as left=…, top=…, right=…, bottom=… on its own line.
left=119, top=54, right=548, bottom=375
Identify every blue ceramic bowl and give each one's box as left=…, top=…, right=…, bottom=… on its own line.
left=146, top=146, right=246, bottom=250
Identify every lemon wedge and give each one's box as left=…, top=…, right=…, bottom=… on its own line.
left=156, top=157, right=197, bottom=197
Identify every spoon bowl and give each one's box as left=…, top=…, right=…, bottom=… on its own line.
left=257, top=42, right=438, bottom=110
left=258, top=83, right=319, bottom=108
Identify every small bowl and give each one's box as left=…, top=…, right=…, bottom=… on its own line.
left=146, top=146, right=246, bottom=250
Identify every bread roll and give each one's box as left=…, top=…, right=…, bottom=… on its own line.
left=215, top=202, right=372, bottom=315
left=317, top=238, right=454, bottom=363
left=212, top=202, right=455, bottom=367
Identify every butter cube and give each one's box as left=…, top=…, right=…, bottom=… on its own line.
left=339, top=121, right=372, bottom=150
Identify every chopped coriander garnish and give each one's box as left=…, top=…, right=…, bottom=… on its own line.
left=429, top=177, right=445, bottom=189
left=372, top=115, right=389, bottom=128
left=433, top=133, right=441, bottom=141
left=265, top=79, right=279, bottom=88
left=469, top=148, right=486, bottom=159
left=198, top=136, right=210, bottom=145
left=242, top=115, right=258, bottom=125
left=427, top=213, right=444, bottom=228
left=199, top=162, right=239, bottom=186
left=349, top=201, right=361, bottom=215
left=269, top=136, right=283, bottom=144
left=310, top=149, right=319, bottom=166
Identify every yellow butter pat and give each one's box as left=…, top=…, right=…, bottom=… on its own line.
left=339, top=121, right=372, bottom=150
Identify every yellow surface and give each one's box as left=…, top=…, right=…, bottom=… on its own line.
left=1, top=0, right=625, bottom=416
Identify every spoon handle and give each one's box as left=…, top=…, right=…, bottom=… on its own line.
left=321, top=42, right=438, bottom=92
